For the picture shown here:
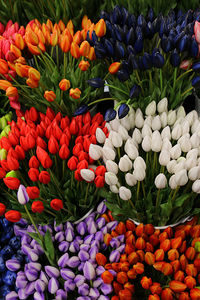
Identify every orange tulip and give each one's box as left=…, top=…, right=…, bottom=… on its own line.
left=104, top=233, right=112, bottom=246
left=6, top=87, right=18, bottom=97
left=154, top=249, right=164, bottom=261
left=127, top=268, right=137, bottom=280
left=109, top=62, right=121, bottom=74
left=101, top=270, right=114, bottom=284
left=115, top=222, right=126, bottom=235
left=118, top=289, right=132, bottom=300
left=28, top=68, right=40, bottom=81
left=113, top=281, right=123, bottom=295
left=148, top=295, right=160, bottom=300
left=63, top=28, right=73, bottom=44
left=184, top=276, right=196, bottom=289
left=82, top=15, right=89, bottom=29
left=126, top=219, right=136, bottom=231
left=136, top=250, right=145, bottom=262
left=169, top=281, right=187, bottom=293
left=124, top=282, right=134, bottom=293
left=78, top=60, right=90, bottom=71
left=171, top=237, right=182, bottom=249
left=179, top=292, right=190, bottom=300
left=170, top=260, right=181, bottom=273
left=10, top=44, right=21, bottom=58
left=133, top=262, right=144, bottom=274
left=120, top=262, right=129, bottom=272
left=174, top=270, right=185, bottom=282
left=0, top=59, right=8, bottom=74
left=150, top=282, right=162, bottom=295
left=60, top=35, right=71, bottom=53
left=160, top=239, right=171, bottom=252
left=128, top=252, right=139, bottom=265
left=14, top=33, right=25, bottom=50
left=35, top=28, right=45, bottom=44
left=185, top=247, right=196, bottom=260
left=159, top=232, right=168, bottom=243
left=44, top=90, right=56, bottom=102
left=26, top=78, right=39, bottom=88
left=161, top=288, right=174, bottom=300
left=46, top=19, right=53, bottom=32
left=67, top=20, right=74, bottom=36
left=87, top=46, right=96, bottom=60
left=168, top=249, right=179, bottom=261
left=96, top=253, right=107, bottom=266
left=79, top=41, right=90, bottom=57
left=179, top=240, right=187, bottom=253
left=180, top=254, right=188, bottom=271
left=0, top=80, right=12, bottom=90
left=50, top=30, right=58, bottom=46
left=81, top=28, right=88, bottom=40
left=15, top=63, right=30, bottom=77
left=69, top=88, right=81, bottom=99
left=135, top=237, right=146, bottom=250
left=185, top=264, right=197, bottom=277
left=117, top=272, right=128, bottom=285
left=73, top=30, right=82, bottom=45
left=27, top=42, right=40, bottom=55
left=135, top=223, right=144, bottom=236
left=125, top=243, right=135, bottom=255
left=70, top=42, right=80, bottom=59
left=25, top=29, right=39, bottom=45
left=161, top=263, right=173, bottom=276
left=104, top=263, right=112, bottom=270
left=145, top=252, right=155, bottom=265
left=59, top=79, right=70, bottom=91
left=15, top=56, right=26, bottom=65
left=141, top=276, right=153, bottom=289
left=190, top=288, right=200, bottom=299
left=7, top=62, right=16, bottom=71
left=112, top=263, right=121, bottom=273
left=153, top=262, right=164, bottom=272
left=95, top=19, right=106, bottom=37
left=42, top=23, right=51, bottom=44
left=58, top=20, right=65, bottom=32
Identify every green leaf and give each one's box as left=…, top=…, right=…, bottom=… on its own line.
left=44, top=230, right=55, bottom=263
left=174, top=194, right=190, bottom=207
left=28, top=232, right=44, bottom=248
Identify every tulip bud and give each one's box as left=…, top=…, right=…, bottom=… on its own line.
left=103, top=146, right=116, bottom=161
left=59, top=79, right=70, bottom=91
left=5, top=210, right=21, bottom=222
left=119, top=186, right=131, bottom=201
left=96, top=128, right=106, bottom=144
left=110, top=185, right=119, bottom=193
left=169, top=175, right=177, bottom=189
left=50, top=199, right=63, bottom=211
left=159, top=150, right=170, bottom=166
left=142, top=135, right=151, bottom=152
left=80, top=169, right=95, bottom=182
left=175, top=169, right=188, bottom=186
left=192, top=180, right=200, bottom=193
left=69, top=88, right=81, bottom=99
left=157, top=97, right=168, bottom=113
left=142, top=124, right=152, bottom=138
left=118, top=125, right=129, bottom=141
left=151, top=131, right=162, bottom=152
left=145, top=101, right=156, bottom=116
left=17, top=184, right=29, bottom=205
left=133, top=168, right=146, bottom=181
left=168, top=110, right=176, bottom=126
left=106, top=160, right=118, bottom=174
left=170, top=144, right=181, bottom=160
left=155, top=173, right=167, bottom=189
left=172, top=124, right=182, bottom=140
left=89, top=144, right=102, bottom=160
left=111, top=131, right=123, bottom=148
left=124, top=139, right=139, bottom=160
left=132, top=128, right=142, bottom=144
left=32, top=201, right=44, bottom=213
left=125, top=173, right=137, bottom=186
left=44, top=90, right=56, bottom=102
left=135, top=110, right=144, bottom=128
left=188, top=166, right=200, bottom=181
left=119, top=155, right=132, bottom=172
left=105, top=172, right=118, bottom=185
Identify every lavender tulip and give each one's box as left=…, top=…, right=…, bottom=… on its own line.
left=16, top=276, right=27, bottom=289
left=84, top=234, right=94, bottom=245
left=78, top=250, right=89, bottom=262
left=89, top=246, right=98, bottom=260
left=96, top=266, right=105, bottom=276
left=110, top=238, right=120, bottom=248
left=95, top=231, right=104, bottom=243
left=64, top=280, right=75, bottom=292
left=17, top=184, right=29, bottom=205
left=6, top=259, right=21, bottom=271
left=33, top=244, right=44, bottom=255
left=28, top=250, right=39, bottom=262
left=25, top=281, right=35, bottom=295
left=57, top=253, right=69, bottom=268
left=65, top=228, right=74, bottom=242
left=116, top=244, right=125, bottom=253
left=109, top=250, right=120, bottom=263
left=58, top=241, right=69, bottom=252
left=106, top=221, right=118, bottom=231
left=93, top=277, right=103, bottom=288
left=89, top=287, right=100, bottom=298
left=69, top=240, right=80, bottom=253
left=35, top=279, right=46, bottom=293
left=45, top=266, right=60, bottom=278
left=33, top=291, right=45, bottom=300
left=55, top=232, right=65, bottom=243
left=39, top=271, right=48, bottom=285
left=100, top=283, right=113, bottom=295
left=96, top=218, right=106, bottom=229
left=75, top=236, right=83, bottom=245
left=60, top=268, right=75, bottom=280
left=28, top=262, right=41, bottom=272
left=64, top=221, right=74, bottom=230
left=14, top=225, right=27, bottom=237
left=76, top=222, right=87, bottom=236
left=97, top=201, right=107, bottom=214
left=116, top=235, right=125, bottom=243
left=78, top=262, right=84, bottom=272
left=48, top=278, right=59, bottom=294
left=22, top=235, right=31, bottom=245
left=80, top=244, right=90, bottom=252
left=18, top=288, right=28, bottom=299
left=56, top=289, right=67, bottom=299
left=90, top=240, right=100, bottom=249
left=83, top=261, right=96, bottom=280
left=25, top=269, right=38, bottom=282
left=74, top=275, right=85, bottom=287
left=87, top=221, right=97, bottom=234
left=101, top=226, right=108, bottom=235
left=22, top=244, right=32, bottom=255
left=78, top=283, right=89, bottom=296
left=66, top=256, right=80, bottom=268
left=77, top=297, right=90, bottom=300
left=54, top=222, right=63, bottom=232
left=5, top=291, right=18, bottom=300
left=99, top=296, right=109, bottom=300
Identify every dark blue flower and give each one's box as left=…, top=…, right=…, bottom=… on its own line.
left=115, top=41, right=125, bottom=59
left=11, top=254, right=24, bottom=263
left=145, top=21, right=154, bottom=38
left=178, top=35, right=189, bottom=52
left=161, top=35, right=172, bottom=53
left=9, top=236, right=21, bottom=250
left=74, top=105, right=89, bottom=116
left=94, top=42, right=107, bottom=59
left=170, top=49, right=180, bottom=67
left=87, top=78, right=105, bottom=88
left=142, top=52, right=152, bottom=69
left=0, top=246, right=14, bottom=259
left=129, top=84, right=141, bottom=98
left=152, top=14, right=163, bottom=32
left=152, top=52, right=164, bottom=68
left=126, top=27, right=135, bottom=45
left=135, top=26, right=143, bottom=39
left=91, top=31, right=98, bottom=44
left=0, top=254, right=6, bottom=272
left=128, top=14, right=136, bottom=29
left=118, top=104, right=130, bottom=119
left=190, top=37, right=198, bottom=57
left=0, top=285, right=11, bottom=298
left=2, top=270, right=17, bottom=286
left=177, top=9, right=183, bottom=19
left=147, top=7, right=154, bottom=22
left=192, top=62, right=200, bottom=71
left=104, top=39, right=114, bottom=56
left=121, top=60, right=132, bottom=75
left=128, top=54, right=138, bottom=69
left=174, top=31, right=185, bottom=46
left=137, top=14, right=146, bottom=28
left=192, top=76, right=200, bottom=88
left=105, top=108, right=117, bottom=122
left=112, top=5, right=121, bottom=24
left=105, top=20, right=113, bottom=36
left=121, top=7, right=129, bottom=26
left=117, top=69, right=130, bottom=81
left=138, top=56, right=145, bottom=70
left=100, top=10, right=110, bottom=21
left=134, top=37, right=143, bottom=53
left=127, top=45, right=135, bottom=55
left=114, top=24, right=124, bottom=42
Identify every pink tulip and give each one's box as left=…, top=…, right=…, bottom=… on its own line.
left=194, top=21, right=200, bottom=44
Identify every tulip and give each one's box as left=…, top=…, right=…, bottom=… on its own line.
left=192, top=180, right=200, bottom=193
left=31, top=201, right=44, bottom=213
left=69, top=88, right=81, bottom=99
left=118, top=125, right=129, bottom=141
left=119, top=186, right=131, bottom=201
left=44, top=91, right=56, bottom=102
left=79, top=60, right=90, bottom=71
left=105, top=108, right=117, bottom=122
left=155, top=173, right=167, bottom=189
left=5, top=210, right=21, bottom=222
left=109, top=62, right=121, bottom=74
left=89, top=144, right=102, bottom=160
left=170, top=144, right=181, bottom=160
left=129, top=84, right=141, bottom=98
left=124, top=139, right=138, bottom=160
left=111, top=131, right=123, bottom=148
left=118, top=104, right=130, bottom=119
left=50, top=199, right=63, bottom=211
left=151, top=130, right=162, bottom=152
left=190, top=288, right=200, bottom=299
left=135, top=111, right=144, bottom=128
left=125, top=173, right=137, bottom=187
left=17, top=184, right=29, bottom=205
left=103, top=146, right=116, bottom=161
left=145, top=101, right=156, bottom=116
left=175, top=169, right=188, bottom=186
left=119, top=155, right=132, bottom=172
left=39, top=171, right=51, bottom=184
left=59, top=79, right=70, bottom=91
left=105, top=172, right=118, bottom=185
left=3, top=177, right=20, bottom=190
left=157, top=97, right=168, bottom=113
left=134, top=156, right=146, bottom=170
left=83, top=261, right=96, bottom=280
left=80, top=169, right=95, bottom=182
left=142, top=135, right=151, bottom=152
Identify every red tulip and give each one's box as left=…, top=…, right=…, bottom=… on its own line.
left=150, top=282, right=162, bottom=295
left=5, top=210, right=21, bottom=222
left=118, top=289, right=132, bottom=300
left=117, top=272, right=128, bottom=285
left=44, top=90, right=56, bottom=102
left=29, top=156, right=40, bottom=169
left=59, top=144, right=70, bottom=160
left=94, top=175, right=105, bottom=188
left=36, top=146, right=52, bottom=169
left=8, top=131, right=19, bottom=146
left=26, top=186, right=40, bottom=199
left=179, top=292, right=190, bottom=300
left=148, top=295, right=160, bottom=300
left=184, top=276, right=196, bottom=289
left=31, top=201, right=44, bottom=213
left=46, top=107, right=55, bottom=120
left=169, top=281, right=187, bottom=293
left=161, top=263, right=173, bottom=276
left=48, top=135, right=59, bottom=154
left=38, top=171, right=51, bottom=184
left=154, top=249, right=164, bottom=261
left=7, top=156, right=19, bottom=170
left=180, top=254, right=188, bottom=271
left=79, top=60, right=90, bottom=71
left=185, top=264, right=197, bottom=277
left=113, top=281, right=123, bottom=295
left=101, top=270, right=114, bottom=284
left=28, top=168, right=39, bottom=181
left=96, top=253, right=107, bottom=266
left=0, top=168, right=6, bottom=179
left=174, top=270, right=185, bottom=282
left=127, top=268, right=137, bottom=280
left=145, top=252, right=155, bottom=265
left=160, top=239, right=171, bottom=252
left=15, top=145, right=25, bottom=160
left=50, top=199, right=63, bottom=211
left=28, top=107, right=38, bottom=122
left=141, top=276, right=153, bottom=289
left=69, top=118, right=78, bottom=135
left=190, top=288, right=200, bottom=299
left=0, top=203, right=6, bottom=215
left=0, top=136, right=12, bottom=151
left=134, top=262, right=144, bottom=274
left=67, top=156, right=78, bottom=171
left=185, top=247, right=196, bottom=261
left=161, top=288, right=174, bottom=300
left=3, top=177, right=20, bottom=190
left=135, top=237, right=146, bottom=250
left=168, top=249, right=179, bottom=261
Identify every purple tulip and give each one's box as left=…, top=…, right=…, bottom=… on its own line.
left=33, top=291, right=45, bottom=300
left=77, top=297, right=90, bottom=300
left=76, top=222, right=87, bottom=236
left=107, top=221, right=118, bottom=231
left=65, top=228, right=74, bottom=242
left=17, top=184, right=29, bottom=205
left=101, top=226, right=108, bottom=235
left=28, top=250, right=39, bottom=262
left=100, top=283, right=113, bottom=295
left=78, top=250, right=89, bottom=262
left=27, top=225, right=36, bottom=233
left=39, top=271, right=48, bottom=285
left=84, top=234, right=94, bottom=245
left=93, top=277, right=103, bottom=288
left=64, top=221, right=74, bottom=230
left=95, top=231, right=103, bottom=242
left=33, top=244, right=44, bottom=255
left=14, top=225, right=27, bottom=237
left=87, top=221, right=97, bottom=234
left=55, top=232, right=65, bottom=243
left=99, top=296, right=109, bottom=300
left=89, top=287, right=100, bottom=298
left=97, top=201, right=107, bottom=214
left=116, top=244, right=125, bottom=253
left=21, top=235, right=31, bottom=245
left=69, top=240, right=80, bottom=253
left=74, top=274, right=85, bottom=287
left=6, top=259, right=21, bottom=271
left=57, top=253, right=69, bottom=268
left=96, top=217, right=106, bottom=229
left=25, top=269, right=38, bottom=282
left=89, top=246, right=98, bottom=260
left=64, top=279, right=75, bottom=292
left=85, top=213, right=95, bottom=224
left=25, top=281, right=35, bottom=295
left=16, top=276, right=27, bottom=289
left=35, top=279, right=46, bottom=293
left=80, top=244, right=90, bottom=252
left=110, top=238, right=120, bottom=248
left=54, top=221, right=63, bottom=232
left=78, top=283, right=89, bottom=296
left=116, top=235, right=124, bottom=243
left=5, top=291, right=18, bottom=300
left=18, top=288, right=28, bottom=299
left=83, top=261, right=96, bottom=280
left=96, top=266, right=105, bottom=276
left=60, top=268, right=75, bottom=280
left=75, top=236, right=83, bottom=244
left=109, top=269, right=117, bottom=277
left=45, top=266, right=60, bottom=278
left=66, top=256, right=80, bottom=268
left=27, top=262, right=41, bottom=272
left=56, top=289, right=67, bottom=299
left=58, top=241, right=69, bottom=252
left=17, top=271, right=25, bottom=276
left=91, top=240, right=100, bottom=249
left=48, top=277, right=59, bottom=294
left=78, top=262, right=84, bottom=272
left=22, top=244, right=32, bottom=255
left=109, top=250, right=120, bottom=263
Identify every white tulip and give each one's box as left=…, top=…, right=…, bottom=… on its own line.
left=96, top=128, right=106, bottom=144
left=185, top=111, right=194, bottom=126
left=111, top=131, right=123, bottom=148
left=102, top=146, right=116, bottom=161
left=171, top=124, right=182, bottom=140
left=181, top=119, right=190, bottom=135
left=125, top=173, right=137, bottom=186
left=159, top=149, right=170, bottom=166
left=80, top=169, right=95, bottom=182
left=188, top=166, right=200, bottom=181
left=132, top=128, right=142, bottom=144
left=119, top=186, right=132, bottom=200
left=104, top=138, right=114, bottom=149
left=133, top=156, right=146, bottom=170
left=173, top=117, right=183, bottom=127
left=167, top=110, right=176, bottom=126
left=88, top=165, right=97, bottom=171
left=162, top=138, right=172, bottom=151
left=167, top=160, right=177, bottom=174
left=145, top=101, right=156, bottom=116
left=89, top=144, right=102, bottom=160
left=152, top=115, right=162, bottom=131
left=157, top=97, right=168, bottom=113
left=191, top=119, right=200, bottom=134
left=142, top=135, right=151, bottom=152
left=119, top=155, right=132, bottom=172
left=105, top=172, right=118, bottom=185
left=106, top=160, right=118, bottom=174
left=135, top=109, right=144, bottom=128
left=169, top=174, right=178, bottom=189
left=155, top=173, right=167, bottom=189
left=121, top=115, right=131, bottom=131
left=179, top=135, right=191, bottom=153
left=142, top=124, right=152, bottom=138
left=196, top=124, right=200, bottom=138
left=190, top=133, right=200, bottom=148
left=192, top=110, right=198, bottom=120
left=170, top=144, right=181, bottom=159
left=192, top=180, right=200, bottom=193
left=175, top=169, right=188, bottom=186
left=105, top=123, right=112, bottom=132
left=176, top=106, right=186, bottom=119
left=174, top=159, right=185, bottom=173
left=133, top=168, right=146, bottom=181
left=110, top=185, right=119, bottom=193
left=185, top=157, right=197, bottom=170
left=151, top=130, right=162, bottom=152
left=161, top=126, right=171, bottom=140
left=128, top=107, right=135, bottom=128
left=186, top=148, right=198, bottom=160
left=110, top=119, right=120, bottom=131
left=124, top=140, right=139, bottom=160
left=160, top=112, right=168, bottom=127
left=144, top=116, right=152, bottom=127
left=118, top=125, right=129, bottom=141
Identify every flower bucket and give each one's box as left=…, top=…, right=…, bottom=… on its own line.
left=73, top=208, right=94, bottom=224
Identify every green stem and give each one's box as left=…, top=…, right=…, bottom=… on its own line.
left=135, top=70, right=144, bottom=96
left=181, top=87, right=193, bottom=98
left=155, top=189, right=161, bottom=218
left=56, top=45, right=59, bottom=66
left=84, top=183, right=90, bottom=205
left=24, top=205, right=43, bottom=240
left=171, top=187, right=180, bottom=203
left=33, top=55, right=40, bottom=70
left=71, top=172, right=74, bottom=189
left=105, top=84, right=129, bottom=96
left=148, top=70, right=153, bottom=93
left=63, top=52, right=67, bottom=78
left=141, top=181, right=146, bottom=198
left=62, top=160, right=66, bottom=178
left=173, top=67, right=177, bottom=90
left=129, top=199, right=135, bottom=210
left=88, top=97, right=116, bottom=106
left=117, top=147, right=120, bottom=160
left=160, top=69, right=163, bottom=94
left=136, top=181, right=140, bottom=202
left=176, top=69, right=193, bottom=83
